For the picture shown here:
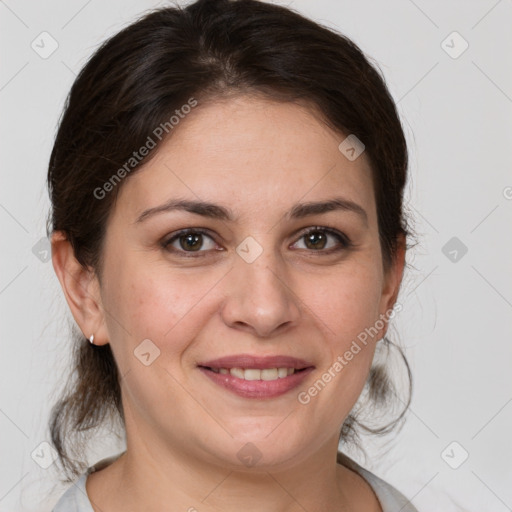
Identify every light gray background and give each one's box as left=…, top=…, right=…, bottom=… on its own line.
left=1, top=1, right=511, bottom=511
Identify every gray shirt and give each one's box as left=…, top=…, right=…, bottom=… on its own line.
left=52, top=452, right=419, bottom=511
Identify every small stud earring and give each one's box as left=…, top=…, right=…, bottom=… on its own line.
left=89, top=334, right=95, bottom=345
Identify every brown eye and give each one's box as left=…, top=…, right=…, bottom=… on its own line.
left=293, top=227, right=351, bottom=253
left=163, top=229, right=218, bottom=255
left=304, top=230, right=328, bottom=250
left=178, top=233, right=203, bottom=251
left=162, top=226, right=351, bottom=258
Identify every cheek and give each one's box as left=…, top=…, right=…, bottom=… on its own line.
left=307, top=262, right=383, bottom=345
left=301, top=262, right=383, bottom=402
left=102, top=258, right=221, bottom=359
left=101, top=265, right=215, bottom=422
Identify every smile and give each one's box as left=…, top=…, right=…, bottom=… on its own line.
left=208, top=367, right=296, bottom=380
left=197, top=354, right=315, bottom=399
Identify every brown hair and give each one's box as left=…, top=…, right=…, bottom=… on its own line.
left=46, top=0, right=415, bottom=482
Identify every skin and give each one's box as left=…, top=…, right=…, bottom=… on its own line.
left=51, top=95, right=405, bottom=511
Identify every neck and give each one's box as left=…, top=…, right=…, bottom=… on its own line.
left=87, top=402, right=360, bottom=512
left=116, top=445, right=351, bottom=512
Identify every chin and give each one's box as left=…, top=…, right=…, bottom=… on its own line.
left=209, top=433, right=311, bottom=473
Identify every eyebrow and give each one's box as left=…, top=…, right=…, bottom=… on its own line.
left=134, top=197, right=368, bottom=226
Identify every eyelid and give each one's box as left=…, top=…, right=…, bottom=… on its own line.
left=162, top=226, right=352, bottom=256
left=290, top=225, right=353, bottom=253
left=162, top=228, right=218, bottom=255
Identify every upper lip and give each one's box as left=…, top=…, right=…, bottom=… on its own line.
left=198, top=354, right=314, bottom=370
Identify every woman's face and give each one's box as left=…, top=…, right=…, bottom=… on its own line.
left=91, top=95, right=404, bottom=470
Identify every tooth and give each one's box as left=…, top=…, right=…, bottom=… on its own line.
left=261, top=368, right=278, bottom=381
left=244, top=369, right=261, bottom=381
left=230, top=367, right=245, bottom=379
left=225, top=367, right=297, bottom=380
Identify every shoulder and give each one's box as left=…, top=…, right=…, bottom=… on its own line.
left=51, top=473, right=93, bottom=512
left=337, top=451, right=419, bottom=512
left=51, top=453, right=125, bottom=512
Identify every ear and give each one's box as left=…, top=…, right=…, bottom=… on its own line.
left=51, top=231, right=109, bottom=346
left=377, top=232, right=406, bottom=340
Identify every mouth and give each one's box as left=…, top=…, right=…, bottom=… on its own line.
left=197, top=354, right=315, bottom=399
left=199, top=366, right=308, bottom=380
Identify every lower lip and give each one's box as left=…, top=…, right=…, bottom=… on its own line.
left=198, top=367, right=315, bottom=399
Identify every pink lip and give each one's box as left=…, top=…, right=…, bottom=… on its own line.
left=197, top=354, right=314, bottom=370
left=197, top=354, right=315, bottom=399
left=198, top=366, right=315, bottom=399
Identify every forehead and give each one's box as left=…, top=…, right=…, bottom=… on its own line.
left=114, top=95, right=376, bottom=225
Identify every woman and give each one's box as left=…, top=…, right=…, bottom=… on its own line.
left=48, top=0, right=417, bottom=510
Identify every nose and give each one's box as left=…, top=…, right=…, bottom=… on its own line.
left=220, top=239, right=301, bottom=338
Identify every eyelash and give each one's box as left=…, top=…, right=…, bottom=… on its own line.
left=161, top=226, right=353, bottom=258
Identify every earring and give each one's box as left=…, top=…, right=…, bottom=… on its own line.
left=89, top=334, right=95, bottom=345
